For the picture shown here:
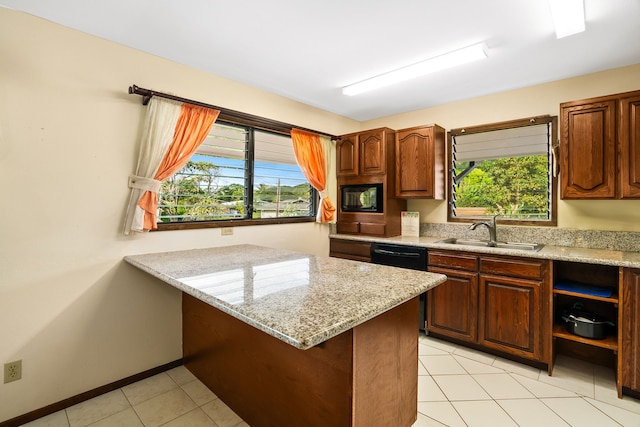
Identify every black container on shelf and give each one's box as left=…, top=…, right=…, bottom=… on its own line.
left=560, top=302, right=615, bottom=340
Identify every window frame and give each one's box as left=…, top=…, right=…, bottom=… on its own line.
left=156, top=121, right=318, bottom=231
left=446, top=115, right=558, bottom=226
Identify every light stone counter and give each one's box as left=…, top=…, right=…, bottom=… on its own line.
left=124, top=244, right=446, bottom=350
left=331, top=234, right=640, bottom=269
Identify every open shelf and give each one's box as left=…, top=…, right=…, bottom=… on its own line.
left=552, top=324, right=618, bottom=351
left=552, top=288, right=619, bottom=304
left=550, top=260, right=621, bottom=389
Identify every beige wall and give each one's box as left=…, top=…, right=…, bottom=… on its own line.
left=362, top=63, right=640, bottom=231
left=0, top=9, right=356, bottom=422
left=2, top=6, right=640, bottom=422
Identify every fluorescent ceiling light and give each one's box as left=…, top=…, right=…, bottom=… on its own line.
left=548, top=0, right=585, bottom=38
left=342, top=42, right=488, bottom=96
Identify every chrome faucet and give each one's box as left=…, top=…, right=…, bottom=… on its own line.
left=469, top=214, right=500, bottom=246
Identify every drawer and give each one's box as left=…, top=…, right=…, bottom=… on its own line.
left=480, top=256, right=547, bottom=280
left=336, top=222, right=359, bottom=234
left=330, top=239, right=371, bottom=260
left=359, top=222, right=386, bottom=236
left=428, top=251, right=478, bottom=271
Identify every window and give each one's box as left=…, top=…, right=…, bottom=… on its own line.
left=157, top=122, right=315, bottom=230
left=448, top=116, right=557, bottom=225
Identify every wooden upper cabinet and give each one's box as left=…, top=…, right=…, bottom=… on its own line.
left=335, top=127, right=404, bottom=237
left=560, top=89, right=640, bottom=199
left=336, top=133, right=359, bottom=177
left=359, top=129, right=386, bottom=175
left=620, top=93, right=640, bottom=198
left=560, top=98, right=616, bottom=199
left=336, top=128, right=390, bottom=177
left=395, top=125, right=446, bottom=199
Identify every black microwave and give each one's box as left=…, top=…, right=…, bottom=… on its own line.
left=341, top=183, right=383, bottom=213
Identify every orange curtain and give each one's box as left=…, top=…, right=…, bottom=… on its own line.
left=291, top=128, right=336, bottom=223
left=137, top=104, right=220, bottom=230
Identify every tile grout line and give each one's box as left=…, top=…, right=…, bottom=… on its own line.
left=143, top=376, right=204, bottom=427
left=580, top=396, right=626, bottom=427
left=538, top=396, right=594, bottom=427
left=120, top=385, right=146, bottom=427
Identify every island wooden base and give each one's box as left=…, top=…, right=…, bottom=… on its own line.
left=183, top=293, right=419, bottom=427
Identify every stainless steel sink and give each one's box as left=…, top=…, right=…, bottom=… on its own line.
left=436, top=238, right=544, bottom=252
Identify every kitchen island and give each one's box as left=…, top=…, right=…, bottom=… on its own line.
left=124, top=244, right=446, bottom=427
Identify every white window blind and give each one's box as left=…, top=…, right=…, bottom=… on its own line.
left=197, top=124, right=299, bottom=164
left=453, top=123, right=550, bottom=162
left=198, top=123, right=248, bottom=160
left=255, top=131, right=298, bottom=165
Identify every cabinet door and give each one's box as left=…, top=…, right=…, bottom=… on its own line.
left=622, top=268, right=640, bottom=392
left=619, top=94, right=640, bottom=198
left=427, top=266, right=478, bottom=343
left=337, top=134, right=358, bottom=177
left=479, top=274, right=542, bottom=360
left=561, top=99, right=616, bottom=198
left=395, top=125, right=445, bottom=199
left=359, top=129, right=386, bottom=175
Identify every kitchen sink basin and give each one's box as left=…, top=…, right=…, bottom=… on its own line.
left=436, top=238, right=544, bottom=252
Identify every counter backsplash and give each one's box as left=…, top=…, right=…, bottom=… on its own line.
left=420, top=223, right=640, bottom=253
left=329, top=223, right=640, bottom=253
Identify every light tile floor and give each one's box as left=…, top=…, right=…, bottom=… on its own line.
left=21, top=333, right=640, bottom=426
left=413, top=334, right=640, bottom=427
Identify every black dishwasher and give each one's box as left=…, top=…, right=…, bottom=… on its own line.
left=370, top=243, right=428, bottom=331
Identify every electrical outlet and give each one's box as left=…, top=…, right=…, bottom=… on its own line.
left=221, top=227, right=233, bottom=236
left=4, top=360, right=22, bottom=383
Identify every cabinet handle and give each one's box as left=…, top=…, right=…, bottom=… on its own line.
left=552, top=139, right=560, bottom=177
left=373, top=248, right=421, bottom=257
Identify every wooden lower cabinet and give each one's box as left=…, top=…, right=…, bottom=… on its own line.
left=427, top=266, right=478, bottom=342
left=183, top=293, right=420, bottom=427
left=329, top=238, right=372, bottom=262
left=427, top=250, right=550, bottom=365
left=550, top=261, right=623, bottom=396
left=479, top=274, right=545, bottom=361
left=622, top=268, right=640, bottom=395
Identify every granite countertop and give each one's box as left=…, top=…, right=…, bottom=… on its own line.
left=331, top=234, right=640, bottom=268
left=124, top=244, right=446, bottom=350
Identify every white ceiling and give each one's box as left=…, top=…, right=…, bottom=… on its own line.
left=2, top=0, right=640, bottom=121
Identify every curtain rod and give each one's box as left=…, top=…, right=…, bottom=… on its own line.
left=128, top=84, right=338, bottom=140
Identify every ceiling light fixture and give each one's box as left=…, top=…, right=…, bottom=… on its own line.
left=548, top=0, right=585, bottom=39
left=342, top=42, right=488, bottom=96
